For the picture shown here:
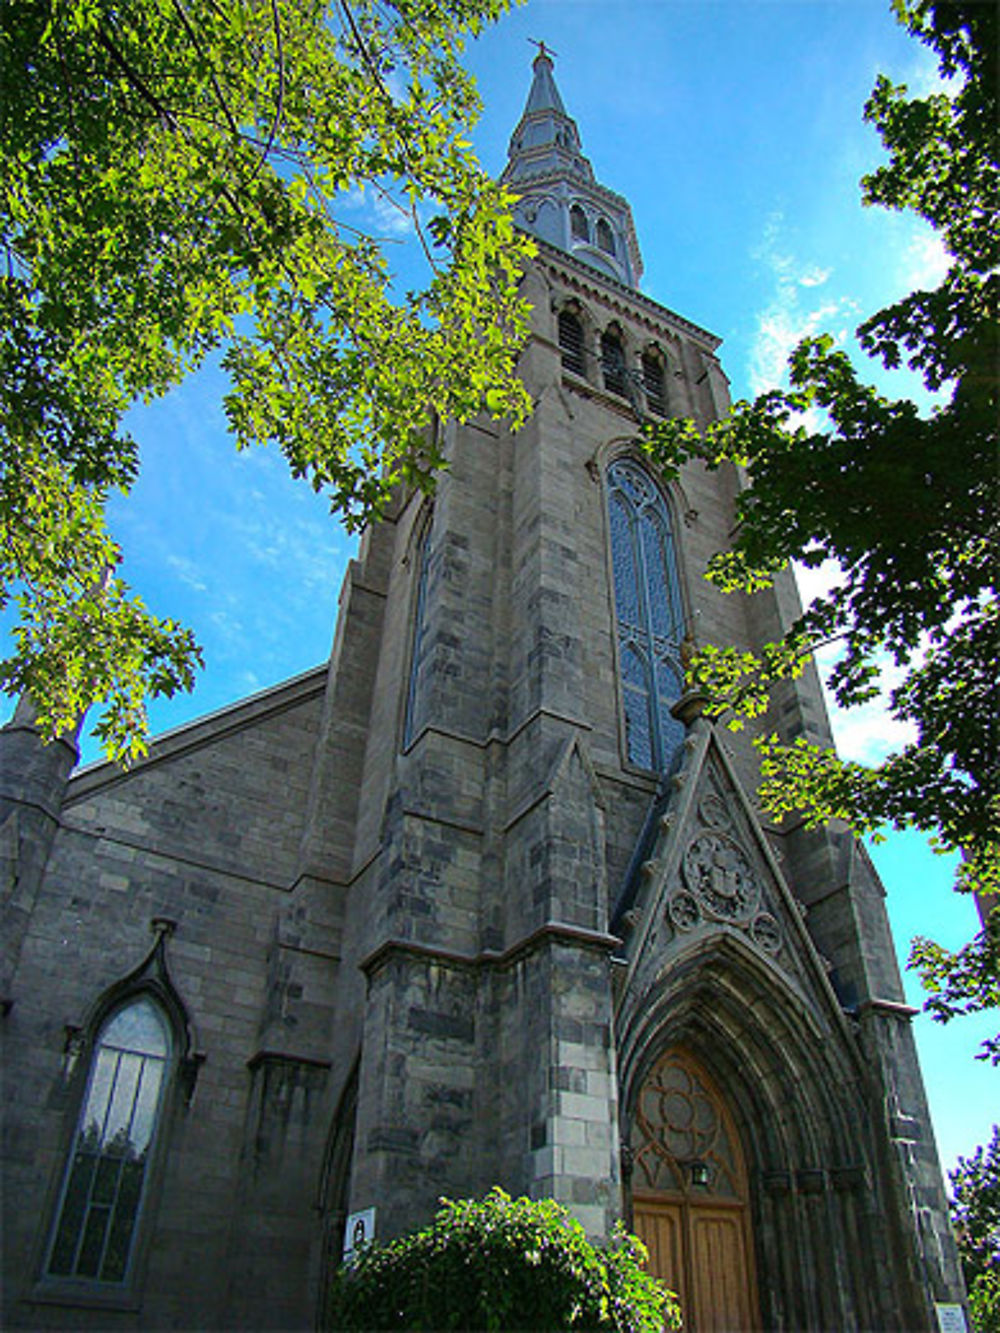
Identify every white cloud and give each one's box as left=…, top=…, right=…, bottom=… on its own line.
left=372, top=191, right=416, bottom=239
left=336, top=183, right=415, bottom=240
left=747, top=215, right=856, bottom=397
left=826, top=693, right=917, bottom=767
left=165, top=554, right=208, bottom=595
left=792, top=562, right=920, bottom=768
left=749, top=297, right=845, bottom=397
left=898, top=227, right=950, bottom=293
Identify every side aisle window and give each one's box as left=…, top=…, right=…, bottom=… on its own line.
left=403, top=520, right=432, bottom=748
left=45, top=996, right=173, bottom=1286
left=606, top=459, right=686, bottom=771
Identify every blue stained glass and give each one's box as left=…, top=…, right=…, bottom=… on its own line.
left=655, top=658, right=686, bottom=763
left=610, top=496, right=641, bottom=630
left=607, top=460, right=686, bottom=771
left=641, top=511, right=677, bottom=640
left=403, top=523, right=431, bottom=747
left=621, top=646, right=653, bottom=770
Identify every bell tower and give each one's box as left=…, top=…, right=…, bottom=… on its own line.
left=502, top=45, right=642, bottom=288
left=329, top=50, right=965, bottom=1330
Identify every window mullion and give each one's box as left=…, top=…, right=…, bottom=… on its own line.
left=72, top=1049, right=124, bottom=1278
left=96, top=1053, right=149, bottom=1281
left=634, top=505, right=664, bottom=767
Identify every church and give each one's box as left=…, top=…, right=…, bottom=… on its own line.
left=1, top=49, right=966, bottom=1331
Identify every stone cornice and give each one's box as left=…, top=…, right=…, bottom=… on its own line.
left=533, top=235, right=722, bottom=352
left=360, top=921, right=623, bottom=979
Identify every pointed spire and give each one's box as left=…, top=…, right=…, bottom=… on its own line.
left=524, top=43, right=566, bottom=116
left=501, top=49, right=642, bottom=288
left=504, top=44, right=587, bottom=185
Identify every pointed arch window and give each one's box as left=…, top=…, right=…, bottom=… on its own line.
left=642, top=351, right=668, bottom=417
left=558, top=309, right=586, bottom=377
left=607, top=459, right=685, bottom=771
left=601, top=328, right=628, bottom=397
left=403, top=520, right=432, bottom=748
left=45, top=996, right=173, bottom=1286
left=596, top=218, right=615, bottom=255
left=570, top=204, right=589, bottom=242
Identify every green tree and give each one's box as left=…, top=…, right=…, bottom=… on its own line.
left=325, top=1189, right=679, bottom=1332
left=2, top=0, right=533, bottom=761
left=643, top=0, right=998, bottom=1057
left=951, top=1126, right=1000, bottom=1332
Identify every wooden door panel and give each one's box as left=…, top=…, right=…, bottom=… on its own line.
left=633, top=1202, right=686, bottom=1312
left=690, top=1207, right=755, bottom=1332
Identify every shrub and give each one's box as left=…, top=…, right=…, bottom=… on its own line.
left=326, top=1188, right=680, bottom=1331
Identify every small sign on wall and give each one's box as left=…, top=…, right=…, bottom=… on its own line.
left=343, top=1207, right=376, bottom=1265
left=935, top=1304, right=968, bottom=1333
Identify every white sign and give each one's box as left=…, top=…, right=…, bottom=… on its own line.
left=935, top=1304, right=968, bottom=1333
left=343, top=1207, right=376, bottom=1264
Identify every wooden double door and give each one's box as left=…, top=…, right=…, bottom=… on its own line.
left=633, top=1194, right=757, bottom=1332
left=629, top=1050, right=759, bottom=1332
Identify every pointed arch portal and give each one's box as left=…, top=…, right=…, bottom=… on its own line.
left=629, top=1049, right=759, bottom=1332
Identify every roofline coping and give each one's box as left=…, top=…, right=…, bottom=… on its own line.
left=67, top=663, right=329, bottom=800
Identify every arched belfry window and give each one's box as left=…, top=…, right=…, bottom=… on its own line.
left=607, top=459, right=686, bottom=771
left=46, top=996, right=173, bottom=1285
left=596, top=217, right=615, bottom=255
left=570, top=204, right=589, bottom=242
left=601, top=328, right=628, bottom=397
left=558, top=308, right=586, bottom=377
left=642, top=351, right=668, bottom=417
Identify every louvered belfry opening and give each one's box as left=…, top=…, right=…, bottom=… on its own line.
left=642, top=352, right=668, bottom=416
left=558, top=309, right=586, bottom=376
left=602, top=329, right=628, bottom=397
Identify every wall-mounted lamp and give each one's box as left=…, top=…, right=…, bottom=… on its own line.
left=688, top=1159, right=712, bottom=1190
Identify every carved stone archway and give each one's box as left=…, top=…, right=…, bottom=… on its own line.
left=629, top=1048, right=759, bottom=1332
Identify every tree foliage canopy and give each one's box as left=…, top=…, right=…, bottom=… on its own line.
left=951, top=1126, right=1000, bottom=1332
left=325, top=1189, right=679, bottom=1332
left=643, top=0, right=998, bottom=1053
left=2, top=0, right=533, bottom=760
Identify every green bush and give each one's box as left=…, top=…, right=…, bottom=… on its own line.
left=326, top=1188, right=680, bottom=1332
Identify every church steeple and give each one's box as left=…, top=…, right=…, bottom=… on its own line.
left=502, top=47, right=642, bottom=288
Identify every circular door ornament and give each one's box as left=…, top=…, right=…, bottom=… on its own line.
left=682, top=832, right=760, bottom=922
left=750, top=912, right=782, bottom=954
left=667, top=891, right=700, bottom=932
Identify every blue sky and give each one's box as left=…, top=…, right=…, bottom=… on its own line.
left=5, top=0, right=993, bottom=1180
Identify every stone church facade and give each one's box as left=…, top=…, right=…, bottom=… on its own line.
left=2, top=51, right=965, bottom=1331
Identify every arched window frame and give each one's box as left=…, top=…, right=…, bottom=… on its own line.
left=402, top=513, right=432, bottom=749
left=596, top=217, right=616, bottom=256
left=605, top=457, right=687, bottom=773
left=569, top=203, right=590, bottom=243
left=601, top=324, right=629, bottom=398
left=641, top=347, right=669, bottom=418
left=557, top=304, right=588, bottom=379
left=39, top=988, right=181, bottom=1302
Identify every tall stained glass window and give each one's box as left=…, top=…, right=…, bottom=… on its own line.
left=607, top=459, right=686, bottom=771
left=403, top=521, right=431, bottom=748
left=46, top=997, right=171, bottom=1285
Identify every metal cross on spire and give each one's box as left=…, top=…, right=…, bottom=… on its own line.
left=528, top=38, right=558, bottom=62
